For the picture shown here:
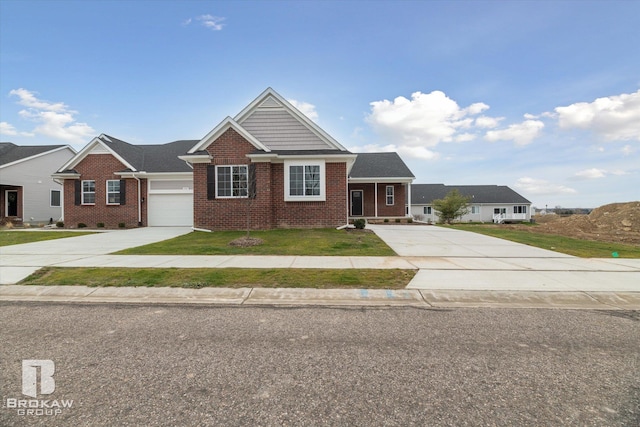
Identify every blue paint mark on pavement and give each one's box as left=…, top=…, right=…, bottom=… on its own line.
left=360, top=289, right=369, bottom=298
left=386, top=290, right=395, bottom=298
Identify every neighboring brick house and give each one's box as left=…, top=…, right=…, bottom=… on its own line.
left=1, top=143, right=76, bottom=225
left=53, top=88, right=416, bottom=229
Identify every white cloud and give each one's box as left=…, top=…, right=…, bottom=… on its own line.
left=622, top=144, right=634, bottom=156
left=0, top=121, right=33, bottom=137
left=475, top=115, right=503, bottom=129
left=367, top=91, right=485, bottom=147
left=196, top=14, right=225, bottom=31
left=8, top=88, right=95, bottom=143
left=554, top=89, right=640, bottom=141
left=574, top=168, right=607, bottom=179
left=351, top=143, right=438, bottom=160
left=288, top=99, right=319, bottom=121
left=484, top=119, right=544, bottom=146
left=514, top=177, right=576, bottom=195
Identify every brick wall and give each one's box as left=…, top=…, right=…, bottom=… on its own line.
left=193, top=127, right=349, bottom=230
left=63, top=154, right=145, bottom=228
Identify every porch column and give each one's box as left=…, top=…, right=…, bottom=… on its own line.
left=407, top=182, right=412, bottom=217
left=374, top=182, right=378, bottom=218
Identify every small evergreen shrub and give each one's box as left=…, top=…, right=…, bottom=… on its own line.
left=56, top=221, right=64, bottom=228
left=97, top=222, right=105, bottom=228
left=384, top=218, right=389, bottom=223
left=395, top=218, right=401, bottom=223
left=408, top=218, right=413, bottom=224
left=353, top=218, right=366, bottom=229
left=78, top=223, right=87, bottom=228
left=118, top=222, right=126, bottom=228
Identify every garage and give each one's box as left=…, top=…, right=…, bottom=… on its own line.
left=147, top=180, right=193, bottom=226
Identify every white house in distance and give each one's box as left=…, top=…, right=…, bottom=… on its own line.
left=410, top=184, right=532, bottom=223
left=0, top=143, right=76, bottom=225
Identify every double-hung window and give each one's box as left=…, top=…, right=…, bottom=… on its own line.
left=284, top=161, right=325, bottom=201
left=424, top=206, right=432, bottom=215
left=82, top=180, right=95, bottom=204
left=107, top=180, right=121, bottom=204
left=50, top=190, right=61, bottom=207
left=216, top=165, right=248, bottom=198
left=385, top=186, right=394, bottom=205
left=513, top=205, right=527, bottom=214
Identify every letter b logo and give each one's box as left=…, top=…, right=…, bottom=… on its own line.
left=22, top=360, right=55, bottom=398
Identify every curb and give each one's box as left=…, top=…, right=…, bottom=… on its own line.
left=1, top=285, right=639, bottom=309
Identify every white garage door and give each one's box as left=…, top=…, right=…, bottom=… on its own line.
left=147, top=193, right=193, bottom=226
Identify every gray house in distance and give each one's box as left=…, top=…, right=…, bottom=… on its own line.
left=1, top=143, right=76, bottom=225
left=410, top=184, right=532, bottom=223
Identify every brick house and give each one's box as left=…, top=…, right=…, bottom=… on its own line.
left=53, top=88, right=415, bottom=229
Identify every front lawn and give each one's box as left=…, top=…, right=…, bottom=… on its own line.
left=22, top=267, right=416, bottom=289
left=0, top=230, right=94, bottom=247
left=448, top=224, right=640, bottom=258
left=115, top=228, right=396, bottom=256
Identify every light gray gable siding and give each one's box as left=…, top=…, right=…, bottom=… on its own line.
left=239, top=104, right=332, bottom=151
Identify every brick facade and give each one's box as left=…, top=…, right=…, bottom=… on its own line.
left=193, top=128, right=349, bottom=230
left=63, top=154, right=145, bottom=228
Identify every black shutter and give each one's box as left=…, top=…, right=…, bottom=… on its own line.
left=119, top=179, right=126, bottom=205
left=248, top=164, right=257, bottom=199
left=207, top=165, right=216, bottom=200
left=74, top=180, right=81, bottom=205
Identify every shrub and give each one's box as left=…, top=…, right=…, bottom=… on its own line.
left=353, top=218, right=366, bottom=229
left=395, top=218, right=401, bottom=223
left=118, top=222, right=126, bottom=228
left=78, top=223, right=87, bottom=228
left=384, top=218, right=389, bottom=223
left=56, top=221, right=64, bottom=228
left=97, top=222, right=105, bottom=228
left=408, top=218, right=413, bottom=224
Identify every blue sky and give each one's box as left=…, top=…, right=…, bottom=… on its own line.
left=1, top=0, right=638, bottom=209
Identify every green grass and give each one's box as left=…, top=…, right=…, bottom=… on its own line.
left=21, top=267, right=416, bottom=289
left=448, top=224, right=640, bottom=258
left=115, top=229, right=396, bottom=256
left=0, top=230, right=94, bottom=247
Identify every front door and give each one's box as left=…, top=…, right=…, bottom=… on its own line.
left=6, top=190, right=18, bottom=217
left=351, top=190, right=363, bottom=216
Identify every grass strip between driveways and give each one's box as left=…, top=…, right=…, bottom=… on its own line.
left=0, top=230, right=95, bottom=247
left=21, top=267, right=416, bottom=289
left=448, top=224, right=640, bottom=258
left=115, top=229, right=396, bottom=256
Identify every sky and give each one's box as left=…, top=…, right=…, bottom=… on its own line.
left=1, top=0, right=639, bottom=209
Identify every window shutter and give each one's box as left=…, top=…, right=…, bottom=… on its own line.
left=207, top=165, right=216, bottom=200
left=74, top=180, right=81, bottom=205
left=119, top=179, right=126, bottom=205
left=248, top=164, right=257, bottom=199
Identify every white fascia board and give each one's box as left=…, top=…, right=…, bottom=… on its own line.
left=51, top=171, right=81, bottom=179
left=178, top=154, right=211, bottom=164
left=56, top=137, right=136, bottom=173
left=188, top=117, right=270, bottom=154
left=1, top=145, right=76, bottom=170
left=348, top=177, right=415, bottom=184
left=116, top=171, right=193, bottom=180
left=234, top=88, right=348, bottom=152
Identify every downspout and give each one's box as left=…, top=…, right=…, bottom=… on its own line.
left=374, top=182, right=378, bottom=218
left=407, top=182, right=412, bottom=218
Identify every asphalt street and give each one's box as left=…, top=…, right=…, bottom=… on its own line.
left=1, top=303, right=639, bottom=426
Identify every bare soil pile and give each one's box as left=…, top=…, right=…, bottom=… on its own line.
left=526, top=202, right=640, bottom=245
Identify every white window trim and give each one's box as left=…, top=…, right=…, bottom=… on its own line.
left=50, top=189, right=61, bottom=208
left=471, top=206, right=480, bottom=214
left=284, top=160, right=326, bottom=202
left=385, top=185, right=394, bottom=206
left=424, top=206, right=432, bottom=215
left=106, top=180, right=120, bottom=205
left=215, top=165, right=249, bottom=199
left=82, top=180, right=95, bottom=205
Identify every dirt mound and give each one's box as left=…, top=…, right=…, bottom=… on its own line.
left=531, top=202, right=640, bottom=245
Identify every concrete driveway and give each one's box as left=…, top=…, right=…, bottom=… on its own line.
left=0, top=227, right=191, bottom=284
left=367, top=224, right=640, bottom=293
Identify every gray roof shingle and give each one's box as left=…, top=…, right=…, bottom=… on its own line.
left=0, top=142, right=66, bottom=166
left=349, top=152, right=415, bottom=179
left=99, top=135, right=197, bottom=173
left=411, top=184, right=531, bottom=204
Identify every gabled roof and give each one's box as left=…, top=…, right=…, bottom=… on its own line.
left=411, top=184, right=531, bottom=205
left=349, top=152, right=415, bottom=180
left=57, top=134, right=196, bottom=174
left=0, top=142, right=74, bottom=168
left=188, top=88, right=348, bottom=154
